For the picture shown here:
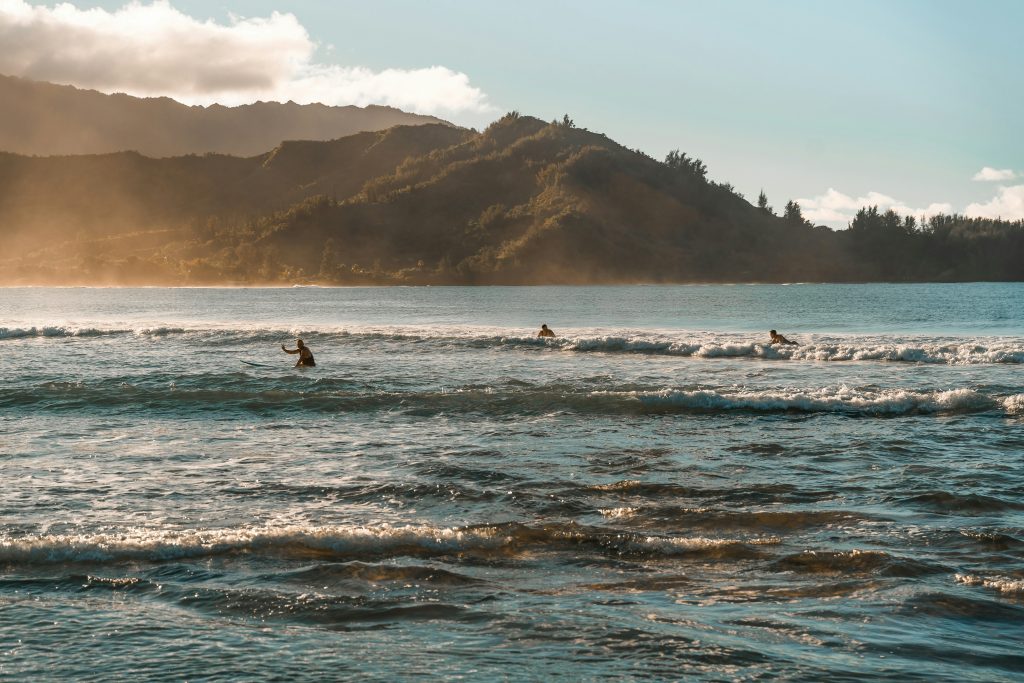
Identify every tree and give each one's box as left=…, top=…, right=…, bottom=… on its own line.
left=714, top=181, right=744, bottom=199
left=758, top=190, right=774, bottom=216
left=783, top=200, right=805, bottom=226
left=664, top=149, right=708, bottom=181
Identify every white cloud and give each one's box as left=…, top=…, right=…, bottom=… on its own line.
left=799, top=183, right=1024, bottom=226
left=795, top=188, right=948, bottom=225
left=972, top=167, right=1017, bottom=182
left=0, top=0, right=494, bottom=116
left=965, top=185, right=1024, bottom=220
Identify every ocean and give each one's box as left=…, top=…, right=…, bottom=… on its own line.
left=1, top=284, right=1022, bottom=681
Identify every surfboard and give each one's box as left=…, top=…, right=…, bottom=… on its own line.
left=240, top=360, right=274, bottom=368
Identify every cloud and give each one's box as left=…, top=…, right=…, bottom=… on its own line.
left=0, top=0, right=493, bottom=116
left=965, top=185, right=1024, bottom=220
left=795, top=188, right=950, bottom=225
left=972, top=167, right=1017, bottom=182
left=887, top=201, right=955, bottom=221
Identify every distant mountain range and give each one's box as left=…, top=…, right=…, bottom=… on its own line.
left=0, top=82, right=1020, bottom=284
left=0, top=74, right=449, bottom=157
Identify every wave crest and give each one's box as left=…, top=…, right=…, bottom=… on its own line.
left=506, top=334, right=1024, bottom=364
left=615, top=386, right=1001, bottom=416
left=3, top=325, right=1022, bottom=364
left=955, top=574, right=1024, bottom=594
left=0, top=523, right=776, bottom=565
left=3, top=381, right=1016, bottom=417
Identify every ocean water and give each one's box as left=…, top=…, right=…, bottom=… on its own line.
left=1, top=283, right=1022, bottom=681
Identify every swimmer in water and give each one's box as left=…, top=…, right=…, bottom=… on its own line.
left=769, top=329, right=798, bottom=346
left=282, top=338, right=316, bottom=366
left=538, top=324, right=555, bottom=338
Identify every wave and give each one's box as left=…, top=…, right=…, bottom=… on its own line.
left=772, top=549, right=944, bottom=577
left=3, top=324, right=1023, bottom=364
left=0, top=522, right=777, bottom=566
left=613, top=387, right=1021, bottom=416
left=5, top=380, right=1020, bottom=417
left=0, top=566, right=488, bottom=627
left=957, top=531, right=1024, bottom=550
left=281, top=561, right=485, bottom=586
left=603, top=507, right=871, bottom=532
left=899, top=491, right=1024, bottom=514
left=0, top=325, right=190, bottom=339
left=520, top=336, right=1024, bottom=364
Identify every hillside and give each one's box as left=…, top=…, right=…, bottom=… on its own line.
left=239, top=116, right=837, bottom=283
left=1, top=114, right=1020, bottom=285
left=0, top=74, right=451, bottom=157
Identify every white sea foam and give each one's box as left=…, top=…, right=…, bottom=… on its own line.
left=590, top=480, right=643, bottom=491
left=0, top=325, right=189, bottom=339
left=0, top=524, right=510, bottom=564
left=955, top=573, right=1024, bottom=594
left=599, top=507, right=639, bottom=518
left=1003, top=394, right=1024, bottom=415
left=560, top=337, right=1024, bottom=365
left=3, top=324, right=1022, bottom=364
left=603, top=386, right=1002, bottom=415
left=637, top=535, right=781, bottom=554
left=493, top=332, right=1024, bottom=364
left=0, top=524, right=779, bottom=564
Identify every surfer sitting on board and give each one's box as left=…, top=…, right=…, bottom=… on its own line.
left=538, top=324, right=556, bottom=338
left=282, top=339, right=316, bottom=366
left=769, top=329, right=798, bottom=346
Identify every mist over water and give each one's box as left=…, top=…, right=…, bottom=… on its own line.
left=2, top=284, right=1022, bottom=680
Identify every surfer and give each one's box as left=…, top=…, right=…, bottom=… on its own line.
left=538, top=324, right=556, bottom=338
left=769, top=329, right=798, bottom=346
left=282, top=339, right=316, bottom=366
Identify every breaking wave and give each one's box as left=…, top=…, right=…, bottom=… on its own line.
left=607, top=387, right=1018, bottom=416
left=518, top=336, right=1024, bottom=364
left=955, top=574, right=1024, bottom=594
left=3, top=325, right=1022, bottom=364
left=4, top=380, right=1019, bottom=417
left=0, top=325, right=189, bottom=339
left=0, top=523, right=778, bottom=566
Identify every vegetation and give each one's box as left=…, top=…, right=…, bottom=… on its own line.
left=783, top=200, right=807, bottom=227
left=0, top=74, right=448, bottom=158
left=838, top=207, right=1024, bottom=281
left=0, top=114, right=1021, bottom=285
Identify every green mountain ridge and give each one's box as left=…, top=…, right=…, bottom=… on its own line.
left=0, top=74, right=449, bottom=157
left=1, top=113, right=1021, bottom=285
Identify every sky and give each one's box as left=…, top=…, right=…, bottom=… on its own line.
left=1, top=0, right=1022, bottom=226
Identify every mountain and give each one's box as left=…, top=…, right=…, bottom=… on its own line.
left=1, top=113, right=1020, bottom=285
left=240, top=116, right=840, bottom=283
left=0, top=74, right=451, bottom=157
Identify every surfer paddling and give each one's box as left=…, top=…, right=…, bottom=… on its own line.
left=537, top=324, right=556, bottom=338
left=769, top=329, right=799, bottom=346
left=282, top=339, right=316, bottom=367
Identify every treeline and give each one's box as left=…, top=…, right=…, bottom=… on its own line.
left=840, top=207, right=1024, bottom=281
left=742, top=188, right=1024, bottom=282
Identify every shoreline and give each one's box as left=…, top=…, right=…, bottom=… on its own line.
left=1, top=279, right=1022, bottom=289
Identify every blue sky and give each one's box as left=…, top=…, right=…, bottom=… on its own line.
left=2, top=0, right=1022, bottom=224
